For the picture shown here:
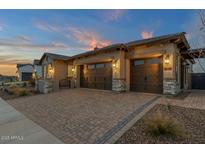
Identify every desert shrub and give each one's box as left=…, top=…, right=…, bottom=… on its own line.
left=145, top=112, right=185, bottom=138
left=29, top=79, right=35, bottom=87
left=167, top=104, right=172, bottom=111
left=9, top=85, right=21, bottom=95
left=22, top=82, right=27, bottom=87
left=4, top=88, right=14, bottom=95
left=19, top=90, right=28, bottom=96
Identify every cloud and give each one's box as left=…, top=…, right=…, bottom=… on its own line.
left=16, top=35, right=32, bottom=43
left=34, top=21, right=62, bottom=32
left=104, top=10, right=126, bottom=22
left=0, top=22, right=4, bottom=31
left=0, top=56, right=32, bottom=65
left=141, top=31, right=153, bottom=39
left=0, top=37, right=69, bottom=50
left=0, top=36, right=70, bottom=66
left=67, top=27, right=112, bottom=50
left=34, top=20, right=112, bottom=50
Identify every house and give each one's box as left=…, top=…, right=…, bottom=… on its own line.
left=38, top=32, right=194, bottom=95
left=33, top=59, right=42, bottom=79
left=16, top=64, right=33, bottom=81
left=0, top=75, right=17, bottom=85
left=39, top=53, right=71, bottom=91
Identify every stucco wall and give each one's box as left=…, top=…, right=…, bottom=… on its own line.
left=53, top=60, right=68, bottom=90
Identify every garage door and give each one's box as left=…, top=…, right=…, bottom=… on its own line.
left=22, top=72, right=32, bottom=81
left=80, top=62, right=112, bottom=90
left=130, top=57, right=163, bottom=94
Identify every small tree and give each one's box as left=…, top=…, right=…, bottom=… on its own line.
left=188, top=10, right=205, bottom=72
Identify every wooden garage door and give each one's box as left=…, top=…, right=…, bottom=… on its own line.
left=80, top=62, right=112, bottom=90
left=130, top=57, right=163, bottom=94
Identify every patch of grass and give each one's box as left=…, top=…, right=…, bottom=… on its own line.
left=145, top=111, right=186, bottom=138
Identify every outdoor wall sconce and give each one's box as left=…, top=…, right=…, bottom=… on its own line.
left=48, top=64, right=54, bottom=75
left=112, top=60, right=117, bottom=68
left=165, top=55, right=170, bottom=64
left=49, top=68, right=54, bottom=74
left=71, top=67, right=75, bottom=72
left=32, top=72, right=36, bottom=80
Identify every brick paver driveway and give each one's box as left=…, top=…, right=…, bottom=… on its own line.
left=159, top=90, right=205, bottom=110
left=7, top=89, right=157, bottom=144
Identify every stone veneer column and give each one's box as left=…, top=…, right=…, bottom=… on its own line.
left=112, top=50, right=126, bottom=92
left=73, top=65, right=80, bottom=88
left=163, top=44, right=181, bottom=95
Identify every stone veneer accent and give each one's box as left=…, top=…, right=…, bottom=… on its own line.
left=112, top=79, right=126, bottom=92
left=36, top=80, right=54, bottom=94
left=163, top=79, right=180, bottom=95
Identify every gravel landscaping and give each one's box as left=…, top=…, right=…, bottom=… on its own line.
left=116, top=104, right=205, bottom=144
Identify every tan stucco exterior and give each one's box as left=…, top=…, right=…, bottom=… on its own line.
left=53, top=60, right=68, bottom=90
left=41, top=56, right=68, bottom=91
left=37, top=33, right=193, bottom=95
left=69, top=42, right=192, bottom=94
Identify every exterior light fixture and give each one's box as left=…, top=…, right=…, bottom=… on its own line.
left=165, top=55, right=170, bottom=64
left=32, top=72, right=36, bottom=79
left=112, top=60, right=117, bottom=68
left=71, top=67, right=75, bottom=72
left=49, top=68, right=54, bottom=74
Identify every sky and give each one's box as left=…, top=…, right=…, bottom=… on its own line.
left=0, top=9, right=205, bottom=75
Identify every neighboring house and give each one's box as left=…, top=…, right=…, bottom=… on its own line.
left=16, top=64, right=33, bottom=81
left=33, top=59, right=42, bottom=79
left=38, top=32, right=194, bottom=95
left=0, top=75, right=17, bottom=85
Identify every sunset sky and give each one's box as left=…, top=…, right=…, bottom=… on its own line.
left=0, top=9, right=204, bottom=75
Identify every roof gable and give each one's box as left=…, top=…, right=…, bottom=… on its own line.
left=39, top=53, right=70, bottom=64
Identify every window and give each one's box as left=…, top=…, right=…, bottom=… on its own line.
left=134, top=60, right=144, bottom=66
left=96, top=63, right=105, bottom=69
left=87, top=64, right=95, bottom=69
left=147, top=58, right=160, bottom=64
